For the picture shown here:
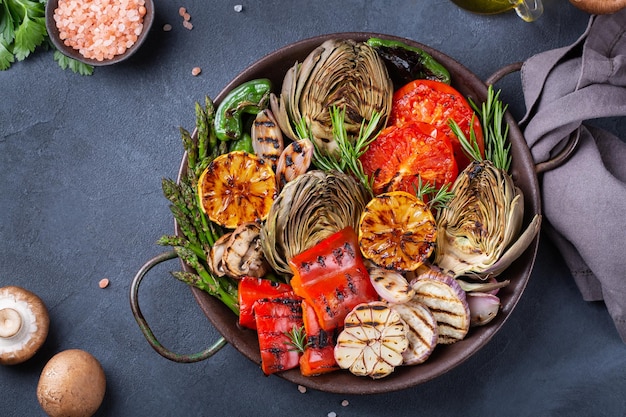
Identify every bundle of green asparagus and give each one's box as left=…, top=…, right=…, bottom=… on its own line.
left=157, top=98, right=239, bottom=315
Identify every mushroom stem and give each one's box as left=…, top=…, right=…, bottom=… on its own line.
left=0, top=308, right=22, bottom=338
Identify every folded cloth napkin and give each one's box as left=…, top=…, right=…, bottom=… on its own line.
left=520, top=9, right=626, bottom=342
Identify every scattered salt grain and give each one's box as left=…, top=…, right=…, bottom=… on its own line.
left=327, top=412, right=337, bottom=417
left=234, top=4, right=243, bottom=12
left=341, top=400, right=349, bottom=407
left=99, top=278, right=110, bottom=289
left=191, top=66, right=201, bottom=76
left=297, top=385, right=307, bottom=393
left=54, top=0, right=146, bottom=61
left=163, top=23, right=172, bottom=31
left=182, top=20, right=193, bottom=30
left=178, top=6, right=186, bottom=16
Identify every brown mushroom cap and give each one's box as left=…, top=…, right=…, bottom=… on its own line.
left=0, top=286, right=50, bottom=365
left=37, top=349, right=107, bottom=417
left=569, top=0, right=626, bottom=14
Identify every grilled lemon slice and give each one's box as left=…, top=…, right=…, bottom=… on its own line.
left=197, top=151, right=277, bottom=229
left=358, top=191, right=436, bottom=272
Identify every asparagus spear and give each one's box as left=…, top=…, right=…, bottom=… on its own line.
left=174, top=246, right=239, bottom=315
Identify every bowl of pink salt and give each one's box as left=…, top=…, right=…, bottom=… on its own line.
left=46, top=0, right=154, bottom=66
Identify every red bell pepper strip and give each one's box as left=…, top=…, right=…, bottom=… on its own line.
left=254, top=296, right=304, bottom=375
left=299, top=300, right=339, bottom=377
left=238, top=276, right=294, bottom=330
left=288, top=226, right=379, bottom=332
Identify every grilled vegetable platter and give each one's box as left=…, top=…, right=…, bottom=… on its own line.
left=136, top=33, right=543, bottom=394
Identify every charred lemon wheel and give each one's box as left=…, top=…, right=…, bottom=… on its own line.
left=358, top=191, right=436, bottom=271
left=197, top=151, right=276, bottom=229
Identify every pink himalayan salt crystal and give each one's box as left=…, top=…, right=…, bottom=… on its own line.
left=54, top=0, right=147, bottom=61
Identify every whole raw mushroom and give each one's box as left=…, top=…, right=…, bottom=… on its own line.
left=569, top=0, right=626, bottom=14
left=37, top=349, right=107, bottom=417
left=0, top=286, right=49, bottom=365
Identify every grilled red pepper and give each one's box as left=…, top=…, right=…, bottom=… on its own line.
left=238, top=276, right=293, bottom=330
left=288, top=226, right=379, bottom=331
left=299, top=300, right=339, bottom=377
left=254, top=296, right=304, bottom=375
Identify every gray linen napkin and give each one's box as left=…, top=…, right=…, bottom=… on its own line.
left=520, top=10, right=626, bottom=342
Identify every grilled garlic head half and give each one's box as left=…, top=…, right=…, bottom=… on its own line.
left=334, top=302, right=408, bottom=379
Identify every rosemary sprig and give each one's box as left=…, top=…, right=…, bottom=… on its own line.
left=311, top=106, right=381, bottom=194
left=284, top=325, right=309, bottom=353
left=469, top=86, right=511, bottom=172
left=414, top=176, right=455, bottom=213
left=449, top=84, right=511, bottom=172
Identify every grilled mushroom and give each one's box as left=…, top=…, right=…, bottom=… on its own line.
left=222, top=222, right=270, bottom=278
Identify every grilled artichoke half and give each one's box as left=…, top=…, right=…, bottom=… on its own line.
left=260, top=170, right=370, bottom=275
left=434, top=160, right=541, bottom=279
left=270, top=39, right=393, bottom=158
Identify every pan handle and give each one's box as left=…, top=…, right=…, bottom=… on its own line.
left=486, top=62, right=579, bottom=174
left=130, top=251, right=227, bottom=363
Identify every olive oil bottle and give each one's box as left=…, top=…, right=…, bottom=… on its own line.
left=450, top=0, right=543, bottom=21
left=450, top=0, right=515, bottom=14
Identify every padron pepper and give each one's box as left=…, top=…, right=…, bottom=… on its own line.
left=366, top=37, right=451, bottom=86
left=214, top=78, right=272, bottom=142
left=288, top=226, right=379, bottom=332
left=229, top=132, right=254, bottom=153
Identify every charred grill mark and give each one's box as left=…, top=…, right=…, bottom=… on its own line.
left=346, top=274, right=357, bottom=294
left=299, top=261, right=312, bottom=273
left=344, top=241, right=356, bottom=259
left=332, top=247, right=344, bottom=265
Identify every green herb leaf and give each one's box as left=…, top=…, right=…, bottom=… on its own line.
left=13, top=14, right=45, bottom=60
left=54, top=50, right=94, bottom=75
left=284, top=325, right=309, bottom=353
left=311, top=106, right=380, bottom=194
left=469, top=86, right=511, bottom=171
left=0, top=35, right=15, bottom=69
left=450, top=85, right=512, bottom=172
left=414, top=176, right=454, bottom=213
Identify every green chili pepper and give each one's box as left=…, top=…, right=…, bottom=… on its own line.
left=214, top=78, right=272, bottom=142
left=366, top=37, right=451, bottom=85
left=229, top=132, right=254, bottom=153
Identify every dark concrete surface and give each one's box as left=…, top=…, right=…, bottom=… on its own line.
left=2, top=1, right=626, bottom=416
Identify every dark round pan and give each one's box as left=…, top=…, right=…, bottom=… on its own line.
left=133, top=32, right=545, bottom=395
